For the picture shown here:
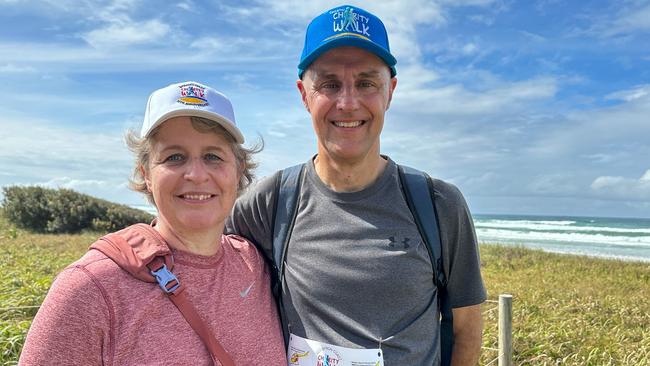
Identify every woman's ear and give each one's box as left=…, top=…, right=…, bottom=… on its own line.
left=140, top=165, right=152, bottom=192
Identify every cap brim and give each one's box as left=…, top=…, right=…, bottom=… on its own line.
left=146, top=109, right=245, bottom=144
left=298, top=36, right=397, bottom=78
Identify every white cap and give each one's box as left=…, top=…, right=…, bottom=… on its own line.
left=141, top=81, right=244, bottom=143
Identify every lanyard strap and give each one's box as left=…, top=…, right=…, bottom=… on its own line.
left=148, top=257, right=235, bottom=366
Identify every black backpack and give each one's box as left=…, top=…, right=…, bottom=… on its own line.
left=269, top=163, right=454, bottom=366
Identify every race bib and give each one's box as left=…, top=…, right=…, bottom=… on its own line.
left=287, top=333, right=384, bottom=366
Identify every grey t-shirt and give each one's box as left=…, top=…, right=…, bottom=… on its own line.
left=226, top=157, right=486, bottom=365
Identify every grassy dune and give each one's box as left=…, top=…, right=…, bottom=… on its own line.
left=479, top=244, right=650, bottom=365
left=0, top=214, right=99, bottom=364
left=1, top=214, right=649, bottom=365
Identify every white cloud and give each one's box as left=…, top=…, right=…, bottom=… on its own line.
left=41, top=177, right=116, bottom=191
left=605, top=84, right=650, bottom=102
left=528, top=174, right=581, bottom=195
left=0, top=114, right=144, bottom=204
left=82, top=19, right=171, bottom=48
left=34, top=177, right=146, bottom=206
left=440, top=0, right=498, bottom=6
left=591, top=170, right=650, bottom=200
left=462, top=42, right=478, bottom=55
left=176, top=2, right=192, bottom=11
left=189, top=36, right=227, bottom=50
left=583, top=153, right=618, bottom=164
left=519, top=30, right=547, bottom=42
left=393, top=63, right=439, bottom=91
left=222, top=73, right=259, bottom=91
left=527, top=84, right=650, bottom=158
left=0, top=116, right=131, bottom=178
left=393, top=76, right=557, bottom=115
left=0, top=63, right=36, bottom=73
left=0, top=39, right=288, bottom=73
left=189, top=36, right=262, bottom=56
left=609, top=3, right=650, bottom=34
left=583, top=2, right=650, bottom=38
left=427, top=37, right=490, bottom=64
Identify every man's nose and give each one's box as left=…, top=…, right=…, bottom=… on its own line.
left=336, top=85, right=360, bottom=111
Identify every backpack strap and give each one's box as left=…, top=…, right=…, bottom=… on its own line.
left=270, top=163, right=305, bottom=343
left=397, top=165, right=445, bottom=287
left=397, top=164, right=454, bottom=366
left=93, top=227, right=235, bottom=366
left=146, top=257, right=234, bottom=366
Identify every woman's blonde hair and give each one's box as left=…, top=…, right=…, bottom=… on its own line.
left=125, top=116, right=262, bottom=206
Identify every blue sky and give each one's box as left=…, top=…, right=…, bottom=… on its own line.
left=1, top=0, right=649, bottom=218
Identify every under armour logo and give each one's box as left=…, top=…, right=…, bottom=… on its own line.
left=402, top=237, right=411, bottom=249
left=388, top=236, right=415, bottom=250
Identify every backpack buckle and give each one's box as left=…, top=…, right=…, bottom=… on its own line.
left=150, top=264, right=180, bottom=294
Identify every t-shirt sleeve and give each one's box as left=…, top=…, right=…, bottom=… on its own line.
left=19, top=266, right=111, bottom=365
left=225, top=174, right=278, bottom=260
left=433, top=179, right=487, bottom=308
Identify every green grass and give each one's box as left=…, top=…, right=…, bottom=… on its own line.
left=0, top=212, right=101, bottom=365
left=1, top=212, right=649, bottom=365
left=479, top=244, right=650, bottom=365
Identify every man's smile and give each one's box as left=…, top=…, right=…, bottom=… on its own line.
left=332, top=120, right=365, bottom=128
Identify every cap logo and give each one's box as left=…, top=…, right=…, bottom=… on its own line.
left=177, top=83, right=208, bottom=106
left=330, top=7, right=370, bottom=37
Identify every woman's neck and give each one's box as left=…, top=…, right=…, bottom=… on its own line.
left=154, top=219, right=223, bottom=256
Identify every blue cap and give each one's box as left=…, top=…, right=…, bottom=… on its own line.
left=298, top=5, right=397, bottom=78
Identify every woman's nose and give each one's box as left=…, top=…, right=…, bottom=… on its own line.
left=183, top=157, right=209, bottom=182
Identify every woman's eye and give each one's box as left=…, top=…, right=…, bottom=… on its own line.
left=204, top=153, right=222, bottom=162
left=164, top=154, right=184, bottom=163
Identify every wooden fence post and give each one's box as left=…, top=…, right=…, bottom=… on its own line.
left=498, top=294, right=513, bottom=366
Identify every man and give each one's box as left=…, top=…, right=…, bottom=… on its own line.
left=226, top=5, right=486, bottom=365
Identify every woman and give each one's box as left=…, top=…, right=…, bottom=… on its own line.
left=19, top=81, right=286, bottom=365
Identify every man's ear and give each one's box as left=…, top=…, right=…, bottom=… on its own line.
left=386, top=77, right=397, bottom=110
left=296, top=79, right=310, bottom=113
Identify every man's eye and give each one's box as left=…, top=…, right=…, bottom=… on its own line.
left=359, top=81, right=375, bottom=88
left=321, top=82, right=340, bottom=90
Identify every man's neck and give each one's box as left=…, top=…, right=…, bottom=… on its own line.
left=314, top=153, right=388, bottom=193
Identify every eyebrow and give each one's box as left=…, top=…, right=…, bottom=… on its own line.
left=156, top=145, right=228, bottom=154
left=311, top=69, right=383, bottom=81
left=358, top=70, right=381, bottom=78
left=311, top=70, right=338, bottom=80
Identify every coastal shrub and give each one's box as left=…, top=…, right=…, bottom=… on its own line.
left=92, top=205, right=154, bottom=232
left=1, top=186, right=153, bottom=233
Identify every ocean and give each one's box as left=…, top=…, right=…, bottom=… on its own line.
left=473, top=214, right=650, bottom=262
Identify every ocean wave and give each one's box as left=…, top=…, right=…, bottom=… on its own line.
left=476, top=228, right=650, bottom=248
left=474, top=220, right=650, bottom=235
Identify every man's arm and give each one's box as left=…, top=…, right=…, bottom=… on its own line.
left=225, top=174, right=278, bottom=258
left=451, top=304, right=483, bottom=366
